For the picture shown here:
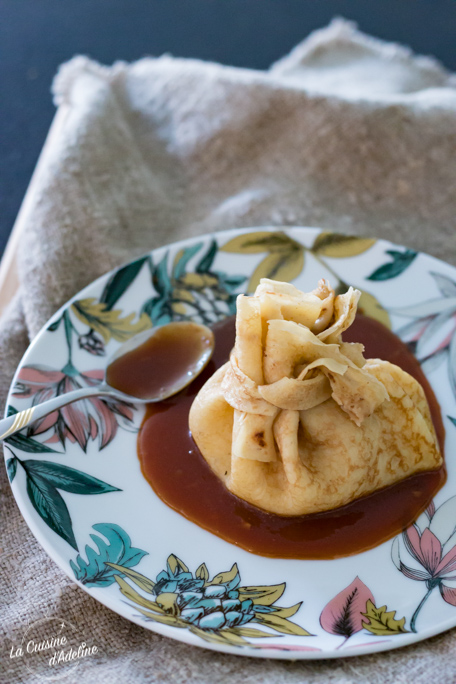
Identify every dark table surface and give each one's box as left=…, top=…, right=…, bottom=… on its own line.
left=1, top=0, right=455, bottom=257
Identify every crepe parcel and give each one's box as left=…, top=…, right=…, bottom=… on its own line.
left=189, top=279, right=442, bottom=515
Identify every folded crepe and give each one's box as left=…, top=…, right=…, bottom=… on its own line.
left=189, top=279, right=442, bottom=516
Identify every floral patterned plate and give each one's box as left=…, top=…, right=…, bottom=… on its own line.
left=5, top=227, right=456, bottom=659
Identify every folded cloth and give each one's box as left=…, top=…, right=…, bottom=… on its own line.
left=1, top=18, right=456, bottom=683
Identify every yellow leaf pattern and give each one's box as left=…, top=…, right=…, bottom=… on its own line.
left=134, top=606, right=186, bottom=627
left=232, top=627, right=278, bottom=639
left=195, top=563, right=209, bottom=583
left=221, top=231, right=300, bottom=255
left=253, top=612, right=313, bottom=637
left=71, top=298, right=151, bottom=343
left=272, top=602, right=302, bottom=619
left=180, top=273, right=219, bottom=289
left=238, top=583, right=286, bottom=605
left=114, top=576, right=165, bottom=613
left=167, top=554, right=189, bottom=574
left=312, top=232, right=376, bottom=258
left=362, top=599, right=409, bottom=635
left=106, top=563, right=155, bottom=593
left=221, top=231, right=305, bottom=292
left=210, top=563, right=239, bottom=586
left=248, top=249, right=305, bottom=292
left=156, top=592, right=181, bottom=616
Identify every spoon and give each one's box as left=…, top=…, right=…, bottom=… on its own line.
left=0, top=321, right=214, bottom=441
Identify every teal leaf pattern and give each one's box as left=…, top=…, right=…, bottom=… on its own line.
left=172, top=243, right=203, bottom=279
left=99, top=256, right=149, bottom=310
left=26, top=473, right=77, bottom=549
left=21, top=460, right=121, bottom=495
left=47, top=316, right=62, bottom=332
left=6, top=456, right=17, bottom=483
left=152, top=253, right=172, bottom=298
left=70, top=523, right=148, bottom=587
left=367, top=249, right=417, bottom=281
left=19, top=460, right=121, bottom=549
left=5, top=434, right=59, bottom=454
left=196, top=240, right=217, bottom=273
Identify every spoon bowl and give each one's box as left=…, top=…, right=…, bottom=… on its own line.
left=0, top=321, right=215, bottom=440
left=105, top=321, right=215, bottom=402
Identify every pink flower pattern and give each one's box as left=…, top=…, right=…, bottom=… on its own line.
left=13, top=366, right=134, bottom=451
left=401, top=525, right=456, bottom=592
left=393, top=497, right=456, bottom=631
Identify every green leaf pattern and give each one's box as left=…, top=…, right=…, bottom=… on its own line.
left=100, top=256, right=150, bottom=310
left=70, top=523, right=148, bottom=586
left=367, top=249, right=417, bottom=281
left=15, top=459, right=121, bottom=550
left=6, top=456, right=17, bottom=482
left=26, top=473, right=78, bottom=549
left=22, top=460, right=121, bottom=495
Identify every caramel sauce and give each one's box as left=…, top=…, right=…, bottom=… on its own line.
left=138, top=315, right=446, bottom=560
left=106, top=322, right=213, bottom=400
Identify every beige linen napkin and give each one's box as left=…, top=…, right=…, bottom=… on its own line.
left=2, top=18, right=456, bottom=683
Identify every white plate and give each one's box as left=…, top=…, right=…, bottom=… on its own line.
left=5, top=227, right=456, bottom=659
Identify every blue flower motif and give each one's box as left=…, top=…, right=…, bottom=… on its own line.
left=72, top=544, right=312, bottom=647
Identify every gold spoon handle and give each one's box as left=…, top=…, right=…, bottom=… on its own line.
left=0, top=386, right=114, bottom=442
left=0, top=407, right=37, bottom=440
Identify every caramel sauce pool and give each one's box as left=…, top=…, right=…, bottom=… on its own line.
left=138, top=315, right=446, bottom=560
